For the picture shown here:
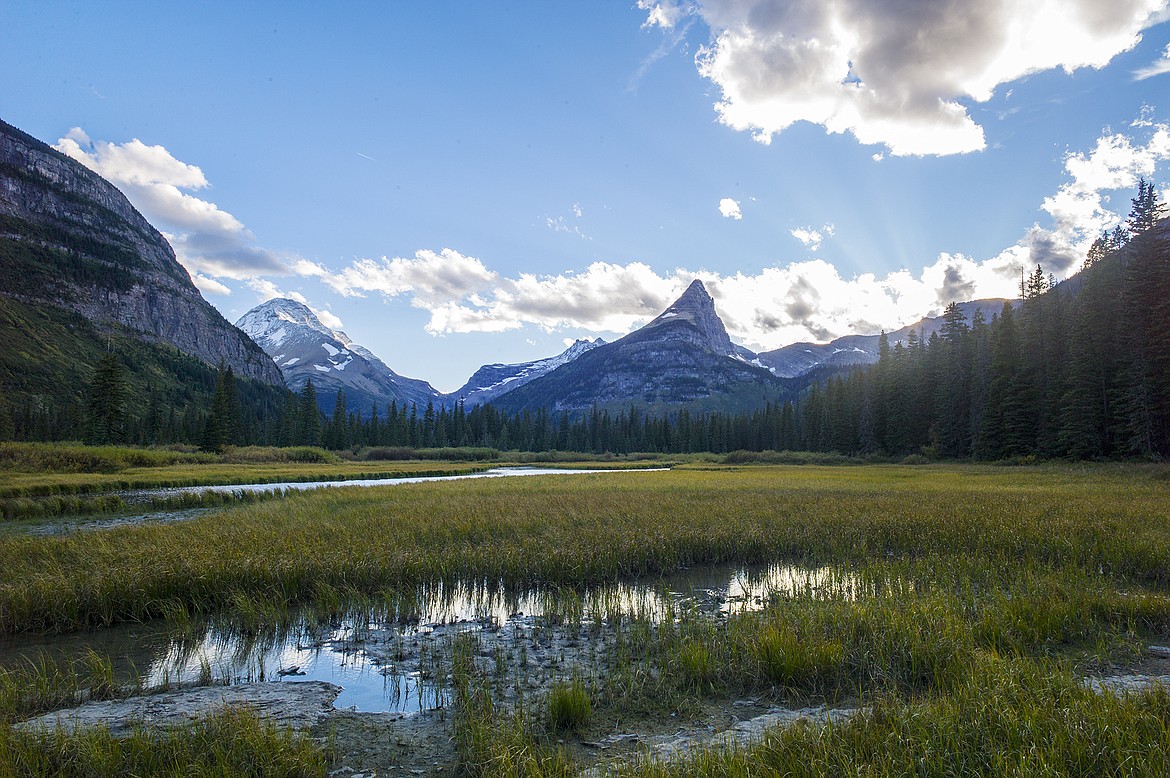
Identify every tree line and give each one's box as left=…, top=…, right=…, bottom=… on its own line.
left=3, top=182, right=1166, bottom=460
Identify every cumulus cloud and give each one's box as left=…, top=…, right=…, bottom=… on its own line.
left=1135, top=42, right=1170, bottom=79
left=638, top=0, right=693, bottom=30
left=326, top=121, right=1167, bottom=347
left=1023, top=120, right=1170, bottom=270
left=324, top=248, right=499, bottom=305
left=718, top=197, right=743, bottom=219
left=645, top=0, right=1167, bottom=156
left=191, top=274, right=231, bottom=296
left=54, top=129, right=293, bottom=280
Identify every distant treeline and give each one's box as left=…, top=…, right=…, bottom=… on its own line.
left=4, top=186, right=1166, bottom=461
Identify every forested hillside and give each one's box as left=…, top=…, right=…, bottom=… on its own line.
left=791, top=184, right=1170, bottom=460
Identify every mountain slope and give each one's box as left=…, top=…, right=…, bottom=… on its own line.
left=756, top=299, right=1013, bottom=378
left=0, top=118, right=283, bottom=386
left=447, top=338, right=605, bottom=406
left=493, top=280, right=785, bottom=414
left=237, top=298, right=439, bottom=416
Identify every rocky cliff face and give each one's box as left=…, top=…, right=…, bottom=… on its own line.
left=493, top=280, right=785, bottom=414
left=0, top=118, right=283, bottom=385
left=237, top=297, right=439, bottom=415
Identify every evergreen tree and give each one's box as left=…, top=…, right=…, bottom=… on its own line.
left=84, top=352, right=127, bottom=444
left=201, top=367, right=239, bottom=452
left=1127, top=178, right=1163, bottom=236
left=298, top=379, right=322, bottom=446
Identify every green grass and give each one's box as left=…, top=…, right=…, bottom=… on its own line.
left=3, top=464, right=1170, bottom=635
left=618, top=655, right=1170, bottom=777
left=547, top=678, right=592, bottom=732
left=4, top=462, right=1170, bottom=775
left=0, top=706, right=327, bottom=777
left=0, top=441, right=493, bottom=498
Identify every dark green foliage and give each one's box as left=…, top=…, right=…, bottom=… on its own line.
left=201, top=367, right=241, bottom=452
left=775, top=191, right=1170, bottom=460
left=0, top=296, right=287, bottom=448
left=84, top=353, right=127, bottom=444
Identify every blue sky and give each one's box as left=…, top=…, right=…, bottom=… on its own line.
left=4, top=1, right=1170, bottom=391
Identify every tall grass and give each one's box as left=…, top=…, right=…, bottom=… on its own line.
left=2, top=464, right=1169, bottom=635
left=0, top=705, right=327, bottom=777
left=619, top=654, right=1170, bottom=776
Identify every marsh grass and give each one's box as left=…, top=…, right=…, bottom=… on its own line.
left=0, top=705, right=327, bottom=777
left=0, top=651, right=129, bottom=726
left=619, top=655, right=1170, bottom=777
left=547, top=678, right=591, bottom=732
left=4, top=463, right=1170, bottom=775
left=3, top=464, right=1170, bottom=635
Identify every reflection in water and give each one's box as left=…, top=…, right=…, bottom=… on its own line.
left=0, top=561, right=860, bottom=714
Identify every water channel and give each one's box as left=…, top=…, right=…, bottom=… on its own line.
left=21, top=465, right=671, bottom=535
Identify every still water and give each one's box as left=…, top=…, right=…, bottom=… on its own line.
left=0, top=562, right=858, bottom=714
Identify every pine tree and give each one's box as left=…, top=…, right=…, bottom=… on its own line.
left=85, top=352, right=127, bottom=444
left=298, top=379, right=321, bottom=446
left=1127, top=178, right=1164, bottom=236
left=201, top=367, right=240, bottom=452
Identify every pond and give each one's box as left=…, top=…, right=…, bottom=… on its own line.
left=0, top=561, right=859, bottom=714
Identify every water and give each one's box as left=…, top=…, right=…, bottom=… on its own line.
left=0, top=561, right=858, bottom=714
left=20, top=466, right=670, bottom=535
left=126, top=466, right=670, bottom=502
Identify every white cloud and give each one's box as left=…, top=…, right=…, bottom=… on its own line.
left=327, top=121, right=1167, bottom=347
left=1025, top=121, right=1170, bottom=270
left=54, top=129, right=292, bottom=280
left=314, top=308, right=345, bottom=330
left=191, top=274, right=231, bottom=296
left=790, top=223, right=835, bottom=251
left=545, top=203, right=589, bottom=238
left=638, top=0, right=693, bottom=30
left=1135, top=42, right=1170, bottom=79
left=324, top=248, right=499, bottom=305
left=718, top=197, right=743, bottom=219
left=665, top=0, right=1168, bottom=156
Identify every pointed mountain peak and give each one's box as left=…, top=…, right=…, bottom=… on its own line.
left=677, top=278, right=713, bottom=304
left=639, top=279, right=739, bottom=357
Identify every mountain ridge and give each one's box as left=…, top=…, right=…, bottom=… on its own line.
left=0, top=117, right=283, bottom=386
left=237, top=297, right=439, bottom=416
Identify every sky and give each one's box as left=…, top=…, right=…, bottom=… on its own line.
left=3, top=1, right=1170, bottom=392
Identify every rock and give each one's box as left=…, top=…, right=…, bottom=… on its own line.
left=1084, top=674, right=1170, bottom=694
left=14, top=681, right=341, bottom=736
left=0, top=119, right=284, bottom=386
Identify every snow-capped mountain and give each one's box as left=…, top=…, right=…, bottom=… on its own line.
left=447, top=338, right=606, bottom=406
left=755, top=299, right=1013, bottom=378
left=237, top=298, right=439, bottom=416
left=492, top=280, right=786, bottom=413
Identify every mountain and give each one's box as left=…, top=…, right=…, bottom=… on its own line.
left=236, top=297, right=440, bottom=416
left=0, top=118, right=283, bottom=387
left=0, top=117, right=290, bottom=441
left=756, top=299, right=1013, bottom=378
left=447, top=338, right=606, bottom=406
left=492, top=280, right=785, bottom=414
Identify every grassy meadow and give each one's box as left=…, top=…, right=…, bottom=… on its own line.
left=2, top=454, right=1170, bottom=774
